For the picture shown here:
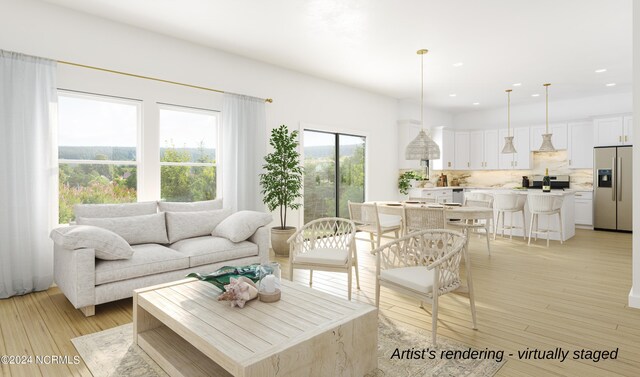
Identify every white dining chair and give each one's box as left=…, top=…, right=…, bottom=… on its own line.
left=447, top=192, right=493, bottom=254
left=287, top=217, right=359, bottom=300
left=403, top=206, right=446, bottom=235
left=348, top=201, right=402, bottom=249
left=371, top=229, right=476, bottom=345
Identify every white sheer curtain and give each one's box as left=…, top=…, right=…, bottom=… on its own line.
left=222, top=94, right=267, bottom=212
left=0, top=51, right=57, bottom=298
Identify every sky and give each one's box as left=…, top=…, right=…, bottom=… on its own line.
left=58, top=94, right=216, bottom=149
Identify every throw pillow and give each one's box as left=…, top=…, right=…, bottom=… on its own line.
left=212, top=211, right=273, bottom=243
left=49, top=225, right=134, bottom=260
left=165, top=209, right=232, bottom=244
left=73, top=201, right=158, bottom=219
left=77, top=213, right=169, bottom=245
left=158, top=199, right=223, bottom=212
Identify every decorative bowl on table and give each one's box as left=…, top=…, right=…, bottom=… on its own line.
left=443, top=202, right=462, bottom=207
left=385, top=203, right=403, bottom=206
left=404, top=201, right=421, bottom=204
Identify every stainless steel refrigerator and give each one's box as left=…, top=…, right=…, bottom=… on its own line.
left=594, top=146, right=632, bottom=231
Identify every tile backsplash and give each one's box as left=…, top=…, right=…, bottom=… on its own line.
left=403, top=151, right=593, bottom=190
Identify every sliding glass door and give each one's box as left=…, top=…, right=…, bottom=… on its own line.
left=303, top=130, right=365, bottom=224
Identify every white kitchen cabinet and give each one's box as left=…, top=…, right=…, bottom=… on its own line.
left=594, top=116, right=633, bottom=146
left=567, top=121, right=593, bottom=169
left=469, top=130, right=484, bottom=170
left=431, top=127, right=455, bottom=170
left=624, top=116, right=633, bottom=145
left=530, top=123, right=568, bottom=151
left=454, top=131, right=470, bottom=170
left=484, top=129, right=500, bottom=169
left=513, top=127, right=531, bottom=169
left=397, top=120, right=422, bottom=169
left=498, top=127, right=530, bottom=170
left=574, top=191, right=593, bottom=227
left=498, top=128, right=515, bottom=169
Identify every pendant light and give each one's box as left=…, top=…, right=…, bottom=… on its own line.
left=405, top=49, right=440, bottom=179
left=501, top=89, right=516, bottom=154
left=538, top=83, right=556, bottom=152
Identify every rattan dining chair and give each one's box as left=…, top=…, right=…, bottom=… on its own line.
left=403, top=206, right=446, bottom=235
left=447, top=192, right=493, bottom=254
left=287, top=217, right=359, bottom=300
left=371, top=229, right=476, bottom=345
left=348, top=201, right=402, bottom=249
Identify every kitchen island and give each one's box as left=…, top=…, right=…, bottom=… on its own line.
left=471, top=189, right=575, bottom=241
left=408, top=187, right=576, bottom=241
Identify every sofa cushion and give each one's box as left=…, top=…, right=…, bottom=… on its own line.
left=95, top=244, right=190, bottom=285
left=212, top=211, right=273, bottom=242
left=169, top=236, right=259, bottom=267
left=77, top=213, right=169, bottom=245
left=73, top=201, right=158, bottom=219
left=158, top=199, right=223, bottom=212
left=165, top=209, right=232, bottom=244
left=49, top=225, right=133, bottom=260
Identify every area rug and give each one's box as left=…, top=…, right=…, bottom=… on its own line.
left=72, top=317, right=504, bottom=377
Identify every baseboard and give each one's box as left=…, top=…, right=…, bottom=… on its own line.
left=629, top=288, right=640, bottom=309
left=575, top=225, right=593, bottom=230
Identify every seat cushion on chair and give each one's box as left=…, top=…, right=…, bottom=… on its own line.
left=169, top=236, right=259, bottom=267
left=95, top=244, right=189, bottom=285
left=294, top=248, right=349, bottom=266
left=380, top=266, right=434, bottom=294
left=379, top=214, right=402, bottom=228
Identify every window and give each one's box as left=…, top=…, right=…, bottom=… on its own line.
left=58, top=92, right=140, bottom=223
left=159, top=105, right=218, bottom=202
left=303, top=130, right=365, bottom=223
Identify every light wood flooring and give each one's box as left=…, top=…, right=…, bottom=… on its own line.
left=0, top=229, right=638, bottom=377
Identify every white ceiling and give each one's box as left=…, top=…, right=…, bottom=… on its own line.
left=41, top=0, right=632, bottom=113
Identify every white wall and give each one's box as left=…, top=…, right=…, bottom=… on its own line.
left=630, top=0, right=640, bottom=309
left=397, top=100, right=454, bottom=128
left=0, top=0, right=400, bottom=227
left=453, top=92, right=632, bottom=130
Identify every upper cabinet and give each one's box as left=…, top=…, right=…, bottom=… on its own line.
left=397, top=120, right=422, bottom=169
left=567, top=121, right=593, bottom=169
left=594, top=115, right=633, bottom=146
left=498, top=127, right=531, bottom=170
left=484, top=129, right=500, bottom=169
left=624, top=116, right=633, bottom=145
left=513, top=127, right=531, bottom=169
left=454, top=132, right=471, bottom=169
left=530, top=123, right=568, bottom=150
left=431, top=127, right=455, bottom=170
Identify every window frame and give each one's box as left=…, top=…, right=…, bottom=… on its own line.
left=157, top=102, right=221, bottom=202
left=57, top=90, right=143, bottom=224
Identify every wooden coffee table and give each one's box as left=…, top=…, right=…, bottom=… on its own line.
left=133, top=278, right=378, bottom=377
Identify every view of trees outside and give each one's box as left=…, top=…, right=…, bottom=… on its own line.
left=159, top=107, right=217, bottom=202
left=57, top=94, right=218, bottom=223
left=303, top=130, right=365, bottom=224
left=58, top=94, right=139, bottom=223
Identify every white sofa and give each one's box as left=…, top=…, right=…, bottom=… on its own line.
left=52, top=200, right=270, bottom=316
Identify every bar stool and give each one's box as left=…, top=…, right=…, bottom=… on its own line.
left=493, top=193, right=527, bottom=241
left=527, top=194, right=564, bottom=247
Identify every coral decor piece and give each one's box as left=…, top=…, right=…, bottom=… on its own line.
left=217, top=276, right=258, bottom=308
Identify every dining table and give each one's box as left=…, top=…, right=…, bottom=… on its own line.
left=373, top=201, right=494, bottom=311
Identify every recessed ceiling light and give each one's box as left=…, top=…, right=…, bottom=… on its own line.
left=606, top=83, right=616, bottom=87
left=472, top=102, right=480, bottom=105
left=595, top=68, right=607, bottom=73
left=531, top=93, right=540, bottom=97
left=449, top=94, right=457, bottom=97
left=512, top=83, right=522, bottom=87
left=452, top=62, right=464, bottom=67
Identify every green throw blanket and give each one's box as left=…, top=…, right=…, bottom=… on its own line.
left=187, top=265, right=262, bottom=292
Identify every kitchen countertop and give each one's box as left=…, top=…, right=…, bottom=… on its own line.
left=412, top=186, right=592, bottom=193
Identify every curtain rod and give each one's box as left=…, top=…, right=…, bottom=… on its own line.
left=57, top=60, right=273, bottom=103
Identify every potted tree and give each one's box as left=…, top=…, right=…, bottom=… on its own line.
left=260, top=125, right=303, bottom=256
